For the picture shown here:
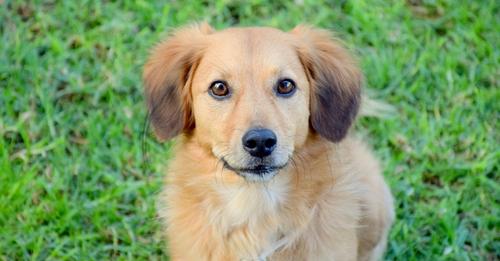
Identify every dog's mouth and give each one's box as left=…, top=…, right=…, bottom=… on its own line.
left=221, top=158, right=287, bottom=177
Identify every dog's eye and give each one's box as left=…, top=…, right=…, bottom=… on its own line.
left=209, top=81, right=230, bottom=98
left=276, top=79, right=296, bottom=97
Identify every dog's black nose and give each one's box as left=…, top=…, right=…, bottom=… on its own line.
left=242, top=129, right=277, bottom=158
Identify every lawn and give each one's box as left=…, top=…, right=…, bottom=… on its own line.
left=0, top=0, right=498, bottom=260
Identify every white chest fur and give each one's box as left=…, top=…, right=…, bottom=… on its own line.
left=209, top=174, right=296, bottom=259
left=215, top=174, right=290, bottom=227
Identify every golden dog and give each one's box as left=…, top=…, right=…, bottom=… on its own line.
left=143, top=23, right=394, bottom=260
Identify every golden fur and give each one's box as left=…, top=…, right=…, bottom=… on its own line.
left=143, top=23, right=394, bottom=260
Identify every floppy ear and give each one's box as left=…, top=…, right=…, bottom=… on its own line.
left=143, top=23, right=213, bottom=141
left=292, top=25, right=362, bottom=142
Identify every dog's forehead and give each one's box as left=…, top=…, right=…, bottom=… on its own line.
left=205, top=28, right=297, bottom=62
left=199, top=27, right=301, bottom=78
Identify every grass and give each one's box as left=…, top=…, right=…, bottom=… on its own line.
left=0, top=0, right=498, bottom=260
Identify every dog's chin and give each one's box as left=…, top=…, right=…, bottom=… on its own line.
left=222, top=159, right=286, bottom=182
left=237, top=170, right=279, bottom=182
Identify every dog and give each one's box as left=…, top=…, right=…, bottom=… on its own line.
left=143, top=23, right=394, bottom=260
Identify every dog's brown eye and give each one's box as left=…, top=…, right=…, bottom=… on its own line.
left=276, top=79, right=296, bottom=97
left=209, top=81, right=230, bottom=98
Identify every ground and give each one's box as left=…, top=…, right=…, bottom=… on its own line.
left=0, top=0, right=498, bottom=260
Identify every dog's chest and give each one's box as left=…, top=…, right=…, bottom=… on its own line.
left=213, top=177, right=304, bottom=258
left=217, top=177, right=290, bottom=225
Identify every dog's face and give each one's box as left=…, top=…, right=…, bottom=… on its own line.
left=190, top=28, right=310, bottom=180
left=144, top=24, right=361, bottom=181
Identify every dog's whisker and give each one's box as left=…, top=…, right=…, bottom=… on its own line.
left=292, top=151, right=308, bottom=183
left=216, top=151, right=235, bottom=189
left=289, top=157, right=301, bottom=188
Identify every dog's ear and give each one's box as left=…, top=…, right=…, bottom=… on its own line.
left=292, top=25, right=361, bottom=142
left=143, top=23, right=213, bottom=141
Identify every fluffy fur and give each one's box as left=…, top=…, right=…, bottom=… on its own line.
left=144, top=23, right=394, bottom=260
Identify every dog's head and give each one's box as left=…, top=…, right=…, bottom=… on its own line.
left=144, top=23, right=361, bottom=181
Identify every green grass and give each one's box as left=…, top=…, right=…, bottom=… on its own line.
left=0, top=0, right=498, bottom=260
